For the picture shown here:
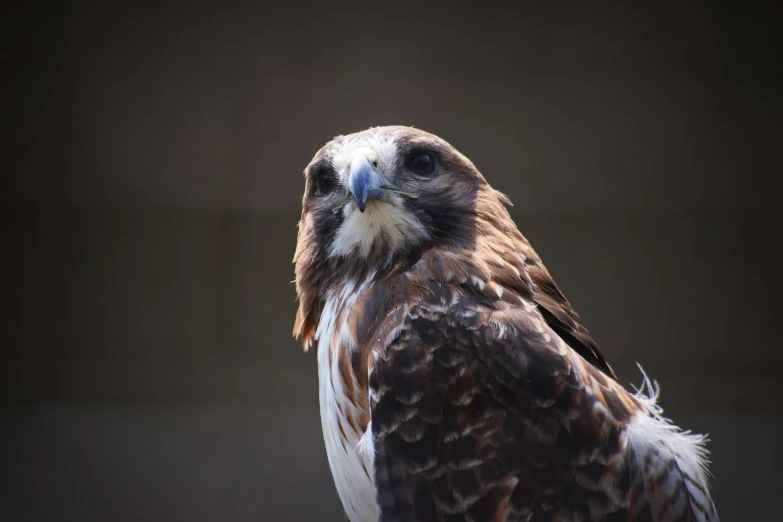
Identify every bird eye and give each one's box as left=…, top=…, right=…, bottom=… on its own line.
left=315, top=168, right=336, bottom=196
left=405, top=149, right=437, bottom=177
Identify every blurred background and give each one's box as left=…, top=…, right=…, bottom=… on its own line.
left=3, top=2, right=782, bottom=521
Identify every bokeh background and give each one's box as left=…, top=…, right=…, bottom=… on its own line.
left=3, top=2, right=782, bottom=521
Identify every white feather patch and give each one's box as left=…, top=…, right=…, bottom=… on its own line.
left=628, top=365, right=712, bottom=478
left=329, top=129, right=398, bottom=177
left=625, top=365, right=715, bottom=520
left=317, top=285, right=378, bottom=522
left=357, top=421, right=376, bottom=469
left=330, top=200, right=429, bottom=259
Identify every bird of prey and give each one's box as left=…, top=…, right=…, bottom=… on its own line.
left=293, top=126, right=718, bottom=522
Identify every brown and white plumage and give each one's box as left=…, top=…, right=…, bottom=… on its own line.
left=293, top=126, right=718, bottom=522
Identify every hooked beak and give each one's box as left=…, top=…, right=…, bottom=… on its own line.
left=349, top=156, right=385, bottom=213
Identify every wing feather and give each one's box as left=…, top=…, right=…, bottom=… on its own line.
left=369, top=289, right=718, bottom=522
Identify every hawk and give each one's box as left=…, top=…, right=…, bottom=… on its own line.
left=293, top=126, right=718, bottom=522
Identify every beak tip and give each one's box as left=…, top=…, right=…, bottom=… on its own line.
left=351, top=193, right=366, bottom=213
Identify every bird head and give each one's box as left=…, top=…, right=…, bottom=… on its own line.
left=293, top=126, right=516, bottom=347
left=297, top=126, right=507, bottom=259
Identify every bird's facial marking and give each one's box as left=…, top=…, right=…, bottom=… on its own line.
left=313, top=163, right=338, bottom=197
left=330, top=197, right=430, bottom=259
left=331, top=136, right=397, bottom=186
left=314, top=130, right=435, bottom=260
left=300, top=126, right=483, bottom=269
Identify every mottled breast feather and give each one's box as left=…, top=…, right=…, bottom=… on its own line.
left=367, top=266, right=718, bottom=521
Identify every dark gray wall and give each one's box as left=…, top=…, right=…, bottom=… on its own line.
left=3, top=2, right=782, bottom=521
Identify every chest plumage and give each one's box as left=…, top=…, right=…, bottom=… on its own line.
left=316, top=289, right=377, bottom=522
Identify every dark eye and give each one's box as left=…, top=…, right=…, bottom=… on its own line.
left=405, top=149, right=437, bottom=176
left=315, top=168, right=336, bottom=195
